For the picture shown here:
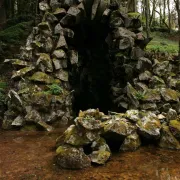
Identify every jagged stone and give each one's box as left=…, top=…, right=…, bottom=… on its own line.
left=63, top=125, right=91, bottom=146
left=11, top=66, right=35, bottom=79
left=153, top=61, right=170, bottom=77
left=36, top=53, right=53, bottom=72
left=39, top=1, right=50, bottom=11
left=160, top=88, right=179, bottom=102
left=159, top=125, right=180, bottom=150
left=149, top=76, right=165, bottom=88
left=50, top=0, right=62, bottom=11
left=44, top=37, right=54, bottom=52
left=134, top=82, right=148, bottom=91
left=103, top=116, right=136, bottom=137
left=52, top=49, right=66, bottom=59
left=53, top=8, right=67, bottom=16
left=38, top=22, right=51, bottom=31
left=60, top=28, right=74, bottom=38
left=67, top=6, right=81, bottom=23
left=55, top=69, right=69, bottom=81
left=139, top=71, right=152, bottom=81
left=54, top=23, right=63, bottom=34
left=136, top=57, right=152, bottom=72
left=169, top=120, right=180, bottom=139
left=30, top=72, right=55, bottom=84
left=131, top=47, right=145, bottom=60
left=118, top=36, right=134, bottom=50
left=69, top=50, right=78, bottom=65
left=142, top=89, right=161, bottom=102
left=167, top=108, right=177, bottom=121
left=56, top=35, right=68, bottom=49
left=109, top=11, right=124, bottom=28
left=43, top=12, right=58, bottom=23
left=120, top=132, right=141, bottom=151
left=140, top=103, right=157, bottom=111
left=5, top=59, right=29, bottom=67
left=11, top=115, right=24, bottom=126
left=136, top=112, right=161, bottom=139
left=125, top=109, right=139, bottom=122
left=75, top=116, right=102, bottom=130
left=113, top=27, right=136, bottom=39
left=126, top=83, right=139, bottom=108
left=60, top=14, right=75, bottom=27
left=56, top=145, right=91, bottom=169
left=90, top=138, right=111, bottom=164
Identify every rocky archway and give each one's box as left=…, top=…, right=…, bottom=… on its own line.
left=2, top=0, right=145, bottom=130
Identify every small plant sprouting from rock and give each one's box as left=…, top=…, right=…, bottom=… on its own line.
left=135, top=91, right=145, bottom=100
left=46, top=84, right=63, bottom=95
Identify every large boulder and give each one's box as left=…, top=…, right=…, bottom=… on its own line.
left=159, top=125, right=180, bottom=150
left=56, top=145, right=91, bottom=169
left=136, top=112, right=161, bottom=139
left=120, top=132, right=141, bottom=151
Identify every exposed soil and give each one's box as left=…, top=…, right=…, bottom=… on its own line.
left=0, top=130, right=180, bottom=180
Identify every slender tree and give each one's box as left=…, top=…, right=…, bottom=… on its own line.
left=145, top=0, right=150, bottom=37
left=0, top=0, right=6, bottom=29
left=174, top=0, right=180, bottom=59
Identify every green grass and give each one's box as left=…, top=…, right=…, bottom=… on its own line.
left=146, top=31, right=178, bottom=54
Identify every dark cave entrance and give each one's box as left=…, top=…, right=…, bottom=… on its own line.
left=68, top=19, right=112, bottom=115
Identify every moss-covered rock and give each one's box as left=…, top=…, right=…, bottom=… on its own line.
left=120, top=132, right=141, bottom=151
left=90, top=138, right=111, bottom=165
left=56, top=145, right=91, bottom=169
left=159, top=125, right=180, bottom=150
left=63, top=125, right=91, bottom=146
left=160, top=88, right=179, bottom=102
left=143, top=89, right=161, bottom=102
left=30, top=72, right=55, bottom=84
left=75, top=116, right=102, bottom=130
left=36, top=53, right=53, bottom=72
left=136, top=112, right=161, bottom=139
left=169, top=120, right=180, bottom=139
left=103, top=117, right=136, bottom=137
left=12, top=66, right=35, bottom=79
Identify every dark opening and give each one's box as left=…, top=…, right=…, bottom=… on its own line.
left=68, top=19, right=112, bottom=115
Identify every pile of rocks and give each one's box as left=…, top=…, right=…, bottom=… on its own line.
left=1, top=0, right=146, bottom=130
left=55, top=108, right=180, bottom=169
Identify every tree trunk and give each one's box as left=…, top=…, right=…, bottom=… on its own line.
left=149, top=0, right=156, bottom=26
left=163, top=0, right=166, bottom=21
left=159, top=0, right=162, bottom=26
left=0, top=0, right=6, bottom=30
left=145, top=0, right=150, bottom=38
left=167, top=0, right=171, bottom=32
left=174, top=0, right=180, bottom=59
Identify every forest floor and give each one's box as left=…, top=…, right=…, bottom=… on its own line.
left=0, top=130, right=180, bottom=180
left=146, top=31, right=178, bottom=55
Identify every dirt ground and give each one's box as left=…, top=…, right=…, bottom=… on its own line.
left=0, top=130, right=180, bottom=180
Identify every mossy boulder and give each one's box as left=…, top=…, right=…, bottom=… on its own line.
left=142, top=89, right=161, bottom=102
left=103, top=117, right=136, bottom=137
left=12, top=66, right=35, bottom=79
left=159, top=125, right=180, bottom=150
left=75, top=116, right=102, bottom=130
left=62, top=125, right=91, bottom=146
left=169, top=120, right=180, bottom=139
left=149, top=76, right=165, bottom=88
left=120, top=132, right=141, bottom=151
left=136, top=112, right=161, bottom=139
left=90, top=138, right=111, bottom=165
left=125, top=109, right=139, bottom=122
left=160, top=88, right=179, bottom=102
left=56, top=145, right=91, bottom=169
left=36, top=53, right=53, bottom=72
left=30, top=72, right=55, bottom=84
